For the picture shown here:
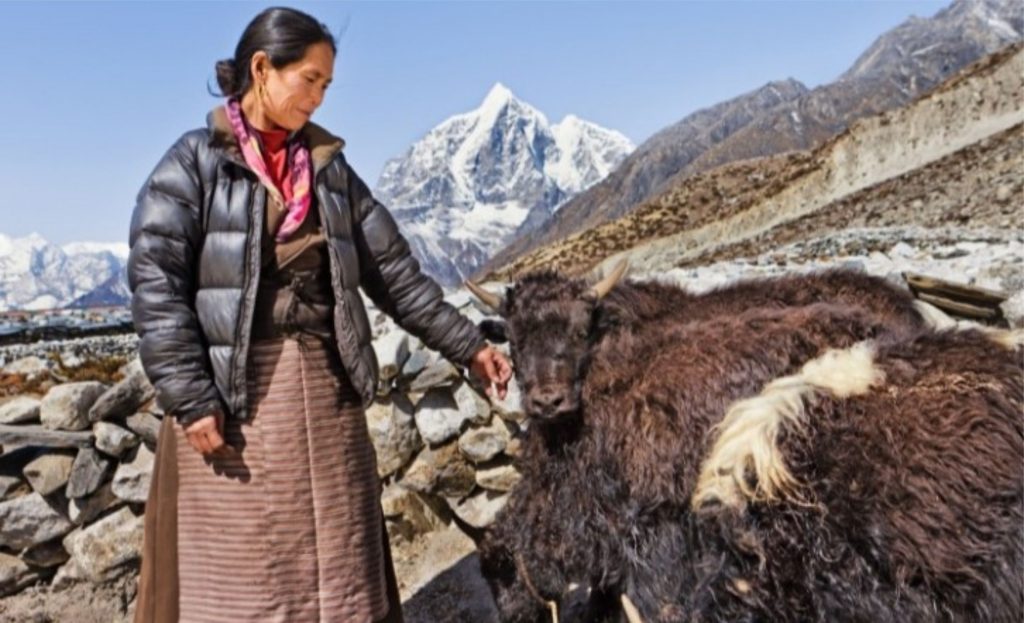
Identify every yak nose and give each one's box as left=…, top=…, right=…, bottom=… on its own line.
left=528, top=388, right=566, bottom=413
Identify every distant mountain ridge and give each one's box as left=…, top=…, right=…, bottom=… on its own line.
left=481, top=0, right=1023, bottom=278
left=484, top=43, right=1023, bottom=281
left=0, top=233, right=129, bottom=312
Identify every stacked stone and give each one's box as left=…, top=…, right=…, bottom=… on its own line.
left=0, top=293, right=523, bottom=602
left=365, top=292, right=524, bottom=548
left=0, top=355, right=157, bottom=598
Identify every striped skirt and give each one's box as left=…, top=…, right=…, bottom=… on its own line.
left=133, top=336, right=402, bottom=623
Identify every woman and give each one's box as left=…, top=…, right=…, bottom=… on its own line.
left=127, top=7, right=512, bottom=623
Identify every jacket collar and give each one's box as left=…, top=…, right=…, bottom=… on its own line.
left=206, top=104, right=346, bottom=175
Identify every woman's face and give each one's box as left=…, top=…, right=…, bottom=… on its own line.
left=251, top=41, right=334, bottom=131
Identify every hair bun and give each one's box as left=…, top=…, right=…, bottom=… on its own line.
left=214, top=58, right=238, bottom=96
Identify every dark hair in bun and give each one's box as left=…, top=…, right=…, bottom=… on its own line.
left=211, top=7, right=336, bottom=98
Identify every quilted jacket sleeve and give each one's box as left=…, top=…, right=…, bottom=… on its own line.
left=347, top=159, right=488, bottom=368
left=126, top=132, right=224, bottom=426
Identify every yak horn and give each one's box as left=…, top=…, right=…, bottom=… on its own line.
left=620, top=594, right=645, bottom=623
left=589, top=259, right=630, bottom=300
left=464, top=279, right=505, bottom=313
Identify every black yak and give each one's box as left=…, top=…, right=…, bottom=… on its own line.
left=465, top=264, right=1022, bottom=622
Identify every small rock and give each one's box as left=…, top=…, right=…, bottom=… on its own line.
left=93, top=422, right=139, bottom=457
left=0, top=396, right=41, bottom=425
left=475, top=461, right=522, bottom=493
left=374, top=331, right=410, bottom=385
left=458, top=419, right=512, bottom=464
left=111, top=445, right=155, bottom=503
left=0, top=423, right=94, bottom=449
left=21, top=538, right=71, bottom=568
left=409, top=360, right=460, bottom=392
left=125, top=412, right=162, bottom=446
left=65, top=447, right=112, bottom=499
left=449, top=490, right=509, bottom=529
left=39, top=381, right=107, bottom=431
left=0, top=492, right=74, bottom=550
left=400, top=442, right=475, bottom=498
left=2, top=356, right=51, bottom=382
left=0, top=475, right=27, bottom=500
left=380, top=484, right=448, bottom=543
left=63, top=506, right=143, bottom=582
left=888, top=241, right=916, bottom=259
left=50, top=557, right=84, bottom=591
left=995, top=184, right=1013, bottom=204
left=68, top=483, right=121, bottom=525
left=504, top=434, right=524, bottom=458
left=415, top=387, right=470, bottom=446
left=491, top=378, right=525, bottom=424
left=87, top=359, right=155, bottom=423
left=453, top=380, right=492, bottom=426
left=399, top=349, right=433, bottom=382
left=0, top=551, right=42, bottom=597
left=23, top=452, right=75, bottom=496
left=366, top=393, right=423, bottom=479
left=58, top=350, right=84, bottom=369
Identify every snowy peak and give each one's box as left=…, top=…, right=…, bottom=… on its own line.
left=61, top=241, right=130, bottom=259
left=548, top=114, right=635, bottom=194
left=0, top=232, right=129, bottom=311
left=479, top=82, right=524, bottom=119
left=373, top=83, right=634, bottom=285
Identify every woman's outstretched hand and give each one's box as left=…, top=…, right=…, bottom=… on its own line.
left=469, top=345, right=513, bottom=401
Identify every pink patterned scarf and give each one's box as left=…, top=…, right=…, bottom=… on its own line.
left=224, top=97, right=312, bottom=242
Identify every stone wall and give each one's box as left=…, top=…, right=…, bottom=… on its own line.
left=0, top=295, right=520, bottom=621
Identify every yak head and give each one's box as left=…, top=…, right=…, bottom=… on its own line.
left=465, top=260, right=629, bottom=423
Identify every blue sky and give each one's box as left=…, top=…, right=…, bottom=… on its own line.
left=0, top=0, right=948, bottom=246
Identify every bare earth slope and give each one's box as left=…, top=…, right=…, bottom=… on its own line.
left=483, top=44, right=1022, bottom=282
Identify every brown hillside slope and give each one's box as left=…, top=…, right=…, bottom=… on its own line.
left=482, top=44, right=1022, bottom=282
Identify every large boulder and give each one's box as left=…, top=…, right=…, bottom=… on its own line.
left=366, top=393, right=423, bottom=478
left=111, top=445, right=154, bottom=503
left=39, top=381, right=107, bottom=431
left=93, top=422, right=139, bottom=458
left=0, top=492, right=74, bottom=550
left=449, top=489, right=509, bottom=529
left=22, top=452, right=75, bottom=496
left=400, top=442, right=475, bottom=498
left=0, top=396, right=41, bottom=425
left=458, top=418, right=512, bottom=464
left=474, top=461, right=521, bottom=493
left=62, top=506, right=143, bottom=582
left=65, top=447, right=112, bottom=499
left=87, top=359, right=155, bottom=423
left=415, top=388, right=470, bottom=446
left=0, top=552, right=43, bottom=597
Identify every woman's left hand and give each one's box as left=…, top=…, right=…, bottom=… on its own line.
left=469, top=345, right=513, bottom=401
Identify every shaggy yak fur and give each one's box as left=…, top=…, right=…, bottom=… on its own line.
left=468, top=266, right=1023, bottom=623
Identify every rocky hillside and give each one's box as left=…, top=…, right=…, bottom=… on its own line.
left=482, top=0, right=1022, bottom=278
left=483, top=43, right=1023, bottom=282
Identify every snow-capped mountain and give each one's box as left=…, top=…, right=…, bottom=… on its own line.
left=0, top=232, right=130, bottom=311
left=374, top=83, right=634, bottom=285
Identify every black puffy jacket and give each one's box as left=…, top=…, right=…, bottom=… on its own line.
left=127, top=105, right=486, bottom=425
